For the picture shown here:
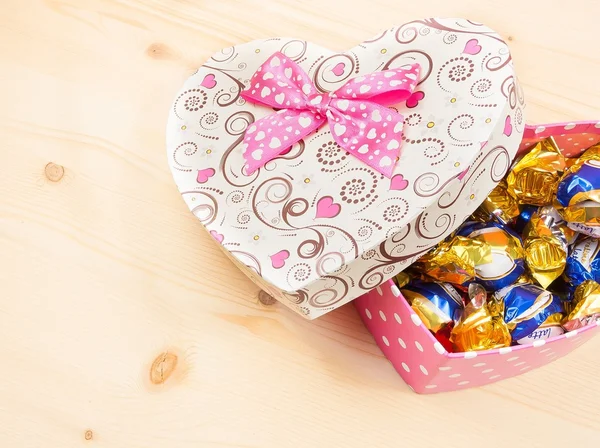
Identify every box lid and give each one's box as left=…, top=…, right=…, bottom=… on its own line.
left=167, top=18, right=525, bottom=318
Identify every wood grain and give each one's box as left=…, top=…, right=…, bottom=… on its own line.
left=1, top=1, right=600, bottom=447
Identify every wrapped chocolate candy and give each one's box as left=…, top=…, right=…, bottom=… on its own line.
left=457, top=221, right=525, bottom=290
left=413, top=235, right=492, bottom=285
left=564, top=237, right=600, bottom=288
left=496, top=283, right=565, bottom=341
left=450, top=283, right=511, bottom=352
left=506, top=138, right=566, bottom=206
left=513, top=205, right=539, bottom=234
left=515, top=313, right=565, bottom=345
left=557, top=147, right=600, bottom=237
left=401, top=280, right=464, bottom=351
left=473, top=180, right=520, bottom=225
left=394, top=271, right=411, bottom=289
left=522, top=206, right=570, bottom=288
left=563, top=280, right=600, bottom=331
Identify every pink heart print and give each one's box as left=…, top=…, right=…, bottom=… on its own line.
left=463, top=39, right=482, bottom=55
left=270, top=250, right=290, bottom=269
left=315, top=196, right=341, bottom=219
left=332, top=62, right=345, bottom=76
left=390, top=174, right=409, bottom=191
left=210, top=230, right=224, bottom=243
left=201, top=74, right=217, bottom=89
left=406, top=91, right=425, bottom=109
left=503, top=115, right=513, bottom=136
left=196, top=168, right=215, bottom=184
left=240, top=52, right=421, bottom=178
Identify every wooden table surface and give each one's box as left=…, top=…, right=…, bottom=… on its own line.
left=2, top=1, right=600, bottom=447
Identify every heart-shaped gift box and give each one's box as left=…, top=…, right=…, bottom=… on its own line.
left=167, top=18, right=525, bottom=319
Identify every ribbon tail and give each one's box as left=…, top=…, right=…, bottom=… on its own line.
left=242, top=110, right=323, bottom=174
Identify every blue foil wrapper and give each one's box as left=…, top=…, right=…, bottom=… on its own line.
left=400, top=280, right=464, bottom=331
left=565, top=237, right=600, bottom=287
left=513, top=205, right=539, bottom=234
left=496, top=283, right=565, bottom=340
left=557, top=160, right=600, bottom=207
left=457, top=221, right=526, bottom=290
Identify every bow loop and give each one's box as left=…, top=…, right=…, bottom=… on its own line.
left=335, top=66, right=420, bottom=105
left=240, top=52, right=421, bottom=178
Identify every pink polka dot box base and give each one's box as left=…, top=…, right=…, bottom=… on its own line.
left=355, top=120, right=600, bottom=393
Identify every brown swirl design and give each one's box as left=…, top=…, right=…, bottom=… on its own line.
left=230, top=250, right=262, bottom=275
left=501, top=76, right=518, bottom=109
left=394, top=23, right=420, bottom=44
left=181, top=191, right=219, bottom=225
left=199, top=112, right=219, bottom=130
left=415, top=210, right=455, bottom=241
left=203, top=66, right=246, bottom=107
left=173, top=142, right=197, bottom=172
left=220, top=111, right=258, bottom=188
left=414, top=171, right=458, bottom=198
left=383, top=50, right=433, bottom=83
left=485, top=54, right=512, bottom=72
left=362, top=29, right=388, bottom=43
left=297, top=233, right=325, bottom=259
left=173, top=88, right=208, bottom=120
left=316, top=252, right=345, bottom=277
left=280, top=40, right=308, bottom=61
left=307, top=276, right=349, bottom=308
left=447, top=114, right=475, bottom=143
left=264, top=141, right=306, bottom=171
left=210, top=46, right=237, bottom=64
left=284, top=290, right=307, bottom=305
left=357, top=224, right=417, bottom=290
left=399, top=18, right=508, bottom=45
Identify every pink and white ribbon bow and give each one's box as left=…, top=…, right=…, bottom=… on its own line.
left=240, top=52, right=421, bottom=178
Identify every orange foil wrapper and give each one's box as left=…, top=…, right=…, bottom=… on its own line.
left=450, top=283, right=511, bottom=352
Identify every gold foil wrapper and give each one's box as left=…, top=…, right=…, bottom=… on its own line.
left=565, top=157, right=579, bottom=171
left=522, top=206, right=568, bottom=288
left=469, top=223, right=525, bottom=264
left=543, top=312, right=564, bottom=326
left=562, top=280, right=600, bottom=331
left=565, top=144, right=600, bottom=173
left=506, top=138, right=566, bottom=206
left=562, top=201, right=600, bottom=227
left=394, top=272, right=411, bottom=288
left=524, top=238, right=566, bottom=288
left=414, top=236, right=492, bottom=284
left=450, top=284, right=511, bottom=352
left=515, top=271, right=535, bottom=285
left=401, top=284, right=460, bottom=333
left=476, top=181, right=520, bottom=224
